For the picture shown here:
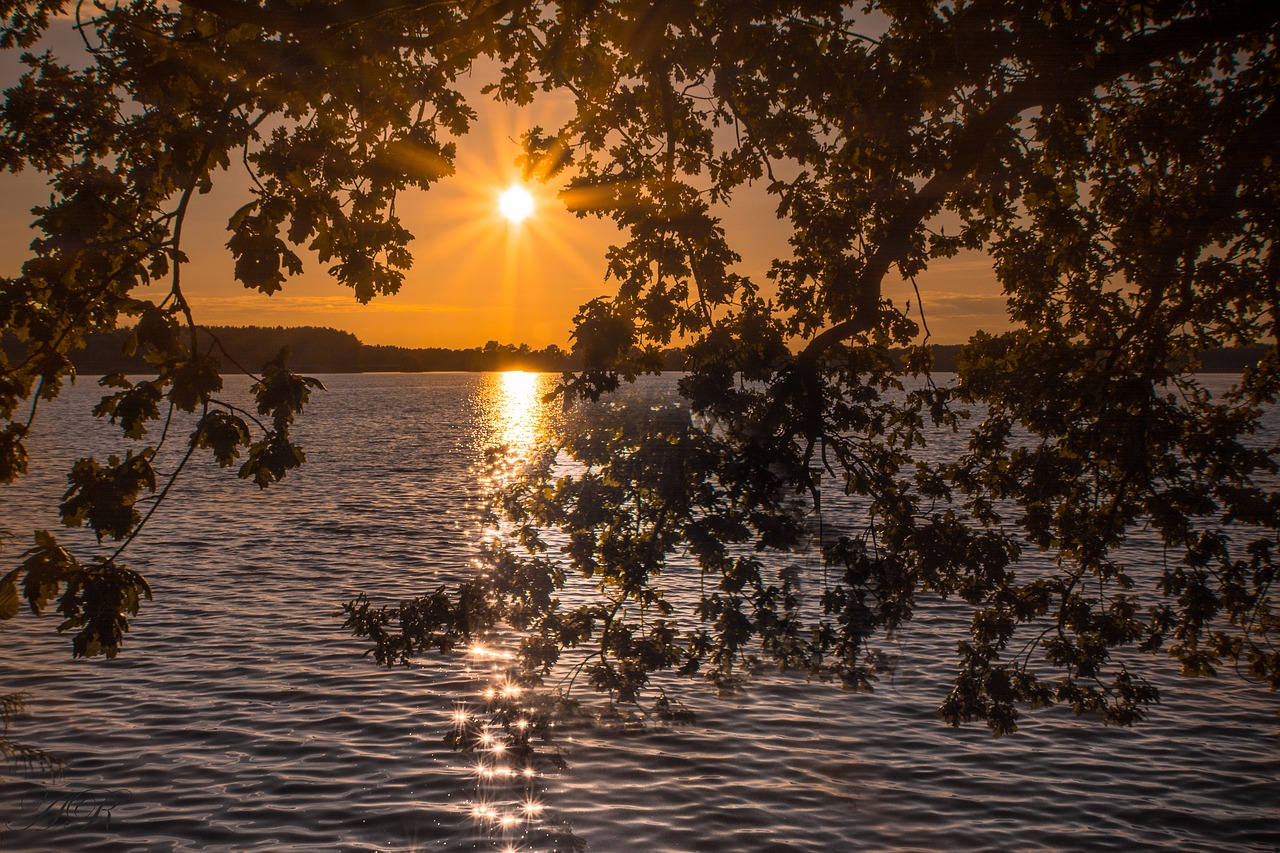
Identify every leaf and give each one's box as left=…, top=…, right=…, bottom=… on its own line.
left=238, top=429, right=306, bottom=488
left=0, top=423, right=29, bottom=484
left=93, top=379, right=162, bottom=439
left=17, top=531, right=77, bottom=615
left=58, top=451, right=157, bottom=541
left=0, top=574, right=20, bottom=620
left=166, top=354, right=223, bottom=412
left=191, top=410, right=252, bottom=467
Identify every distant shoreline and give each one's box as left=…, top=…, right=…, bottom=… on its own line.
left=3, top=326, right=1268, bottom=376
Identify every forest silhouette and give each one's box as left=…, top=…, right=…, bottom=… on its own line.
left=3, top=327, right=1267, bottom=376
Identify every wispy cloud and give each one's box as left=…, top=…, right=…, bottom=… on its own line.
left=913, top=290, right=1007, bottom=312
left=189, top=295, right=464, bottom=315
left=898, top=290, right=1015, bottom=341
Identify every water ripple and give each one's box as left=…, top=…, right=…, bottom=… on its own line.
left=1, top=374, right=1277, bottom=852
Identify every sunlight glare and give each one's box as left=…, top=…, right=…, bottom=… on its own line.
left=498, top=185, right=535, bottom=223
left=487, top=371, right=548, bottom=464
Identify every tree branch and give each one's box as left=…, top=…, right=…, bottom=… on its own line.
left=799, top=0, right=1280, bottom=363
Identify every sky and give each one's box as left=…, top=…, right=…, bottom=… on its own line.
left=0, top=30, right=1008, bottom=351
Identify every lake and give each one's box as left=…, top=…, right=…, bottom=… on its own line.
left=1, top=372, right=1277, bottom=851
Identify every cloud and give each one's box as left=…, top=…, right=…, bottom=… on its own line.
left=188, top=294, right=463, bottom=315
left=914, top=290, right=1011, bottom=317
left=893, top=290, right=1016, bottom=341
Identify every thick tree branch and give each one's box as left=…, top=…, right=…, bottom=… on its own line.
left=799, top=0, right=1280, bottom=363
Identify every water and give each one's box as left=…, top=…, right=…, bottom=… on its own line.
left=1, top=372, right=1277, bottom=852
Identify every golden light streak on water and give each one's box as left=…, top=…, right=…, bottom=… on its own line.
left=458, top=382, right=565, bottom=849
left=495, top=370, right=544, bottom=452
left=476, top=371, right=558, bottom=498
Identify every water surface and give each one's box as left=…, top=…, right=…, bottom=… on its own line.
left=1, top=373, right=1276, bottom=851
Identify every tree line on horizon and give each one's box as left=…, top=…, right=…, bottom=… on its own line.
left=1, top=325, right=1265, bottom=377
left=0, top=325, right=617, bottom=374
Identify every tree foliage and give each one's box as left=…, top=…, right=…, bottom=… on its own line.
left=2, top=1, right=1278, bottom=733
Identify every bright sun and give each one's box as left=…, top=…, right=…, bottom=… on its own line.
left=498, top=185, right=535, bottom=223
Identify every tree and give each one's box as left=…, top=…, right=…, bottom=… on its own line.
left=2, top=1, right=1277, bottom=734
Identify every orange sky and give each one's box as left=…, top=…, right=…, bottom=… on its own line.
left=1, top=52, right=1007, bottom=350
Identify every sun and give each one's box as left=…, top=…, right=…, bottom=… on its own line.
left=498, top=184, right=535, bottom=223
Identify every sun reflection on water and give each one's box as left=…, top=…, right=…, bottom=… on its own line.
left=460, top=624, right=566, bottom=849
left=462, top=373, right=572, bottom=851
left=488, top=371, right=554, bottom=459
